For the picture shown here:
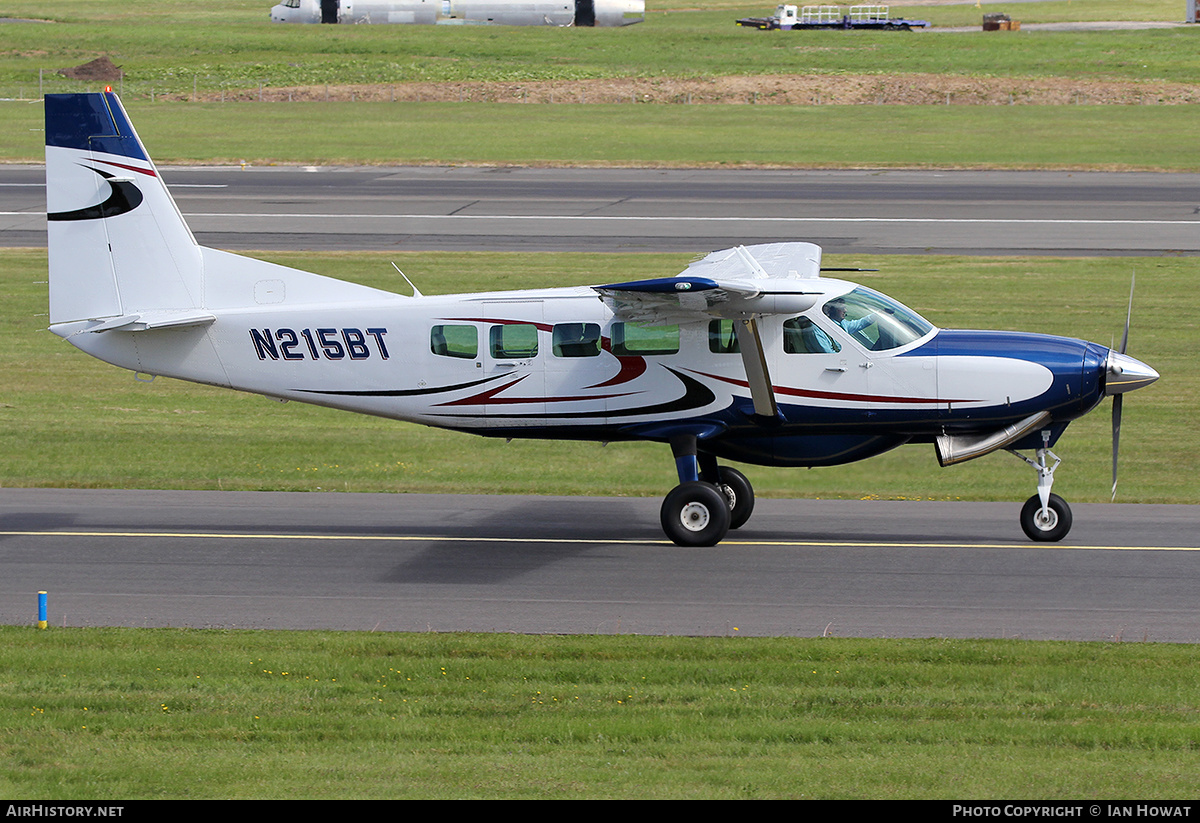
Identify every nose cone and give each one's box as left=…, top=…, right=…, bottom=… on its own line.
left=1105, top=351, right=1159, bottom=396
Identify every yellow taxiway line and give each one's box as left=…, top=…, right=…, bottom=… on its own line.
left=2, top=530, right=1197, bottom=552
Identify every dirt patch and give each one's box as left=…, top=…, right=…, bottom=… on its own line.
left=58, top=56, right=123, bottom=82
left=191, top=73, right=1200, bottom=106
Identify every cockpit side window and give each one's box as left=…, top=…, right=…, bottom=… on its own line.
left=820, top=287, right=934, bottom=351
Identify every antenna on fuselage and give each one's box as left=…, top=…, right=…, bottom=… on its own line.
left=391, top=262, right=423, bottom=298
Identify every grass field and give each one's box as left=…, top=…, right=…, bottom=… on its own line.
left=5, top=100, right=1200, bottom=169
left=5, top=628, right=1200, bottom=799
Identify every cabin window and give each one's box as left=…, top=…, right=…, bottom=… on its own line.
left=552, top=323, right=601, bottom=358
left=430, top=324, right=478, bottom=359
left=783, top=316, right=841, bottom=354
left=611, top=322, right=679, bottom=356
left=489, top=323, right=539, bottom=359
left=708, top=320, right=740, bottom=354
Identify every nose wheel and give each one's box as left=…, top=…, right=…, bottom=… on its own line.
left=1019, top=492, right=1072, bottom=542
left=1010, top=436, right=1073, bottom=542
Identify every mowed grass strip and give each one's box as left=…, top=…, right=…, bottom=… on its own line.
left=4, top=627, right=1200, bottom=799
left=1, top=249, right=1192, bottom=504
left=4, top=100, right=1199, bottom=170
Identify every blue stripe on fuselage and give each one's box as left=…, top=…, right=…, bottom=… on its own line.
left=908, top=329, right=1108, bottom=423
left=905, top=329, right=1089, bottom=364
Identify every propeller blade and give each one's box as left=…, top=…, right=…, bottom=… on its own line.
left=1119, top=272, right=1134, bottom=355
left=1111, top=393, right=1123, bottom=502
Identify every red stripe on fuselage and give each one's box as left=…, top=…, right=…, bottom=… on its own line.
left=688, top=369, right=971, bottom=405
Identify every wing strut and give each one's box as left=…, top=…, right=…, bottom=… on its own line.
left=733, top=316, right=778, bottom=419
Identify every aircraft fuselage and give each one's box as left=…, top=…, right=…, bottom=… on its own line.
left=56, top=282, right=1110, bottom=468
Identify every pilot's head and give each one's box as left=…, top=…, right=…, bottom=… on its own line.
left=825, top=299, right=847, bottom=322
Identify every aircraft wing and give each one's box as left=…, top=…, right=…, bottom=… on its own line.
left=594, top=243, right=824, bottom=324
left=594, top=243, right=827, bottom=420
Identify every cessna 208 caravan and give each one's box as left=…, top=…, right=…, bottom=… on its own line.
left=45, top=92, right=1159, bottom=546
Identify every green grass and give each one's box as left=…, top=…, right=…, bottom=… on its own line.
left=5, top=100, right=1200, bottom=170
left=2, top=249, right=1194, bottom=504
left=3, top=627, right=1200, bottom=799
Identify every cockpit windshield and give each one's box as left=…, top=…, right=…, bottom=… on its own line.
left=821, top=287, right=934, bottom=351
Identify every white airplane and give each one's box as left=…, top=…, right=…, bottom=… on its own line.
left=269, top=0, right=645, bottom=27
left=45, top=92, right=1159, bottom=546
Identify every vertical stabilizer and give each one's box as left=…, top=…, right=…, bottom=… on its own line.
left=45, top=92, right=203, bottom=325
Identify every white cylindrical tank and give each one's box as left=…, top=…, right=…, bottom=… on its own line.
left=270, top=0, right=644, bottom=25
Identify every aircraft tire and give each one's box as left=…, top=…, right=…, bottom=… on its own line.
left=1019, top=493, right=1073, bottom=542
left=716, top=467, right=755, bottom=530
left=661, top=482, right=731, bottom=547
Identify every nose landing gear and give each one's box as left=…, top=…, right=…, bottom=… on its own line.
left=1009, top=433, right=1073, bottom=542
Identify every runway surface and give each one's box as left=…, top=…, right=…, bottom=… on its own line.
left=3, top=489, right=1198, bottom=641
left=4, top=166, right=1199, bottom=254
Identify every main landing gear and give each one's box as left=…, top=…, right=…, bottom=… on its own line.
left=660, top=436, right=755, bottom=546
left=1009, top=432, right=1073, bottom=542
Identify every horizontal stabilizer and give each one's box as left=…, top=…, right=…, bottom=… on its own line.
left=77, top=311, right=218, bottom=334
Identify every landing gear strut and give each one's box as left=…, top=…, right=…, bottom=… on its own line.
left=1009, top=432, right=1073, bottom=542
left=660, top=435, right=756, bottom=546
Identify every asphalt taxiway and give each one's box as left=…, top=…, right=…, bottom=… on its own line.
left=4, top=166, right=1199, bottom=255
left=3, top=489, right=1198, bottom=641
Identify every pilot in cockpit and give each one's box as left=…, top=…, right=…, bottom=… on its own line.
left=824, top=298, right=877, bottom=336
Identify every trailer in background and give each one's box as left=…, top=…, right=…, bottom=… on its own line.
left=736, top=4, right=929, bottom=31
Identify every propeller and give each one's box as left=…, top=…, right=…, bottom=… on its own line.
left=1106, top=273, right=1159, bottom=501
left=1111, top=275, right=1132, bottom=501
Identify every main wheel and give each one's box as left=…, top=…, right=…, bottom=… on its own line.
left=1020, top=493, right=1073, bottom=542
left=716, top=466, right=755, bottom=530
left=661, top=482, right=731, bottom=547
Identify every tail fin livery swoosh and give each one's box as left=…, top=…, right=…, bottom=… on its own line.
left=47, top=168, right=145, bottom=222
